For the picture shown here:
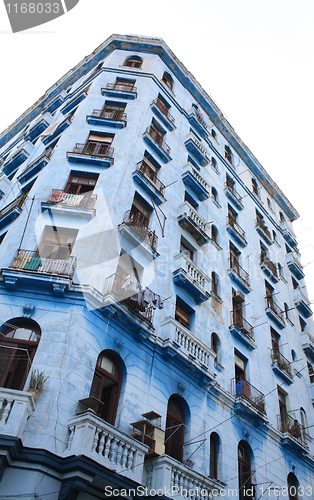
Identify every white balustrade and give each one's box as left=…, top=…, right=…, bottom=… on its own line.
left=173, top=253, right=210, bottom=293
left=64, top=411, right=149, bottom=482
left=179, top=202, right=209, bottom=234
left=0, top=388, right=35, bottom=438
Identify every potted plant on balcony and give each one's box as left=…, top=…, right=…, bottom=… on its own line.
left=27, top=369, right=48, bottom=401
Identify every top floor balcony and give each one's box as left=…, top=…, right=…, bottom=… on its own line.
left=41, top=189, right=97, bottom=220
left=184, top=132, right=210, bottom=166
left=255, top=216, right=272, bottom=245
left=224, top=182, right=244, bottom=210
left=181, top=165, right=209, bottom=201
left=265, top=296, right=285, bottom=328
left=61, top=89, right=88, bottom=115
left=187, top=107, right=209, bottom=138
left=142, top=126, right=172, bottom=163
left=260, top=254, right=279, bottom=283
left=0, top=192, right=28, bottom=230
left=102, top=83, right=137, bottom=100
left=67, top=142, right=114, bottom=168
left=86, top=109, right=127, bottom=129
left=287, top=250, right=305, bottom=280
left=231, top=377, right=266, bottom=420
left=177, top=202, right=210, bottom=246
left=226, top=215, right=247, bottom=247
left=132, top=160, right=166, bottom=205
left=151, top=98, right=176, bottom=131
left=277, top=409, right=309, bottom=452
left=270, top=349, right=293, bottom=383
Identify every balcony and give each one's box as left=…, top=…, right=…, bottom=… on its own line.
left=25, top=112, right=53, bottom=142
left=229, top=310, right=255, bottom=349
left=151, top=99, right=176, bottom=131
left=255, top=217, right=272, bottom=245
left=67, top=143, right=114, bottom=168
left=280, top=220, right=298, bottom=248
left=302, top=332, right=314, bottom=360
left=172, top=252, right=210, bottom=304
left=184, top=132, right=210, bottom=166
left=227, top=258, right=251, bottom=293
left=64, top=410, right=148, bottom=483
left=46, top=90, right=67, bottom=114
left=187, top=108, right=209, bottom=138
left=287, top=251, right=305, bottom=280
left=181, top=165, right=209, bottom=201
left=271, top=349, right=293, bottom=383
left=260, top=254, right=279, bottom=283
left=60, top=89, right=88, bottom=115
left=226, top=215, right=247, bottom=247
left=17, top=151, right=52, bottom=185
left=102, top=83, right=137, bottom=100
left=86, top=109, right=127, bottom=129
left=224, top=182, right=244, bottom=210
left=119, top=210, right=158, bottom=257
left=2, top=141, right=34, bottom=177
left=177, top=202, right=210, bottom=246
left=0, top=387, right=35, bottom=439
left=277, top=410, right=309, bottom=453
left=265, top=296, right=285, bottom=328
left=142, top=126, right=171, bottom=163
left=41, top=190, right=97, bottom=220
left=103, top=269, right=155, bottom=337
left=0, top=193, right=28, bottom=230
left=145, top=455, right=225, bottom=497
left=294, top=288, right=313, bottom=318
left=132, top=160, right=166, bottom=205
left=231, top=378, right=267, bottom=422
left=41, top=117, right=72, bottom=146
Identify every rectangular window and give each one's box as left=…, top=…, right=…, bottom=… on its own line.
left=150, top=121, right=165, bottom=146
left=175, top=302, right=190, bottom=330
left=114, top=78, right=135, bottom=92
left=64, top=173, right=98, bottom=194
left=37, top=226, right=78, bottom=260
left=101, top=102, right=126, bottom=120
left=84, top=133, right=113, bottom=156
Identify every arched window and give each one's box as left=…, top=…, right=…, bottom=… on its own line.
left=291, top=349, right=297, bottom=361
left=123, top=56, right=143, bottom=68
left=252, top=178, right=259, bottom=196
left=165, top=396, right=185, bottom=462
left=272, top=230, right=277, bottom=242
left=211, top=272, right=219, bottom=297
left=162, top=72, right=173, bottom=91
left=211, top=225, right=218, bottom=245
left=90, top=351, right=122, bottom=425
left=210, top=432, right=220, bottom=479
left=225, top=146, right=232, bottom=164
left=211, top=129, right=217, bottom=140
left=211, top=332, right=220, bottom=363
left=284, top=303, right=289, bottom=320
left=211, top=157, right=218, bottom=172
left=300, top=407, right=307, bottom=435
left=0, top=319, right=41, bottom=391
left=212, top=187, right=218, bottom=203
left=287, top=472, right=299, bottom=500
left=238, top=441, right=254, bottom=500
left=279, top=211, right=285, bottom=222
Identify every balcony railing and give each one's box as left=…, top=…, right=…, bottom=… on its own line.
left=104, top=82, right=137, bottom=94
left=230, top=310, right=254, bottom=342
left=90, top=109, right=127, bottom=122
left=277, top=410, right=309, bottom=445
left=144, top=126, right=171, bottom=156
left=271, top=349, right=292, bottom=378
left=174, top=320, right=212, bottom=367
left=152, top=98, right=175, bottom=124
left=135, top=160, right=165, bottom=196
left=0, top=387, right=35, bottom=439
left=17, top=150, right=52, bottom=181
left=265, top=296, right=285, bottom=321
left=224, top=182, right=243, bottom=208
left=71, top=143, right=114, bottom=159
left=9, top=249, right=76, bottom=278
left=226, top=215, right=246, bottom=242
left=0, top=192, right=28, bottom=221
left=103, top=268, right=154, bottom=323
left=122, top=210, right=158, bottom=252
left=228, top=256, right=250, bottom=288
left=260, top=254, right=278, bottom=278
left=45, top=190, right=97, bottom=210
left=256, top=217, right=272, bottom=242
left=231, top=378, right=265, bottom=413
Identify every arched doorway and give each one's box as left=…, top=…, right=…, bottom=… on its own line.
left=165, top=396, right=185, bottom=462
left=0, top=318, right=41, bottom=391
left=287, top=473, right=299, bottom=500
left=238, top=441, right=254, bottom=499
left=89, top=351, right=122, bottom=425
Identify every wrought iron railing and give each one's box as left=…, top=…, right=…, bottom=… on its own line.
left=144, top=126, right=171, bottom=155
left=122, top=210, right=158, bottom=252
left=152, top=99, right=175, bottom=124
left=90, top=109, right=127, bottom=122
left=277, top=410, right=309, bottom=444
left=104, top=83, right=137, bottom=94
left=228, top=256, right=250, bottom=288
left=135, top=160, right=165, bottom=196
left=9, top=249, right=76, bottom=278
left=103, top=268, right=154, bottom=323
left=17, top=150, right=52, bottom=180
left=46, top=190, right=97, bottom=210
left=256, top=217, right=272, bottom=240
left=71, top=143, right=114, bottom=159
left=231, top=378, right=265, bottom=413
left=270, top=349, right=292, bottom=377
left=224, top=182, right=243, bottom=206
left=226, top=215, right=246, bottom=241
left=230, top=310, right=254, bottom=341
left=260, top=254, right=278, bottom=278
left=265, top=296, right=284, bottom=321
left=0, top=193, right=28, bottom=220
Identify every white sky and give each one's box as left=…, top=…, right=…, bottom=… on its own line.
left=0, top=0, right=313, bottom=302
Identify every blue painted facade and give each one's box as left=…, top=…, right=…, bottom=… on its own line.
left=0, top=35, right=313, bottom=499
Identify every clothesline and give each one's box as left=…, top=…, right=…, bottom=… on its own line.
left=121, top=274, right=165, bottom=310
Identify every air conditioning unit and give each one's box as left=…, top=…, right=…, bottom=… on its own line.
left=233, top=289, right=245, bottom=303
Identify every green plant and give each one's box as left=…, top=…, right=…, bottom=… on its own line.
left=29, top=370, right=48, bottom=392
